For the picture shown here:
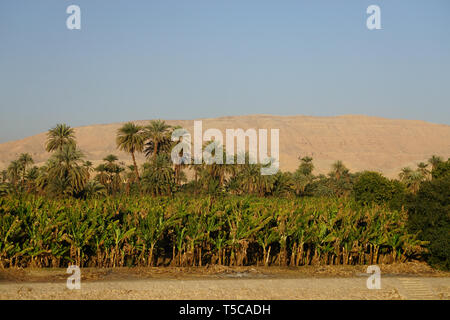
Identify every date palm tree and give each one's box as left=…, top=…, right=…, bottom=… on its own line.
left=292, top=156, right=315, bottom=196
left=239, top=164, right=260, bottom=194
left=24, top=166, right=39, bottom=193
left=116, top=122, right=145, bottom=181
left=83, top=161, right=94, bottom=179
left=201, top=141, right=229, bottom=190
left=46, top=123, right=76, bottom=152
left=94, top=164, right=109, bottom=186
left=399, top=167, right=424, bottom=194
left=83, top=180, right=107, bottom=198
left=104, top=154, right=118, bottom=164
left=399, top=167, right=413, bottom=183
left=142, top=154, right=176, bottom=196
left=428, top=155, right=443, bottom=171
left=144, top=120, right=172, bottom=158
left=100, top=154, right=123, bottom=194
left=46, top=145, right=89, bottom=196
left=18, top=153, right=34, bottom=186
left=407, top=171, right=424, bottom=194
left=331, top=160, right=348, bottom=180
left=297, top=156, right=314, bottom=176
left=417, top=162, right=430, bottom=180
left=7, top=160, right=22, bottom=187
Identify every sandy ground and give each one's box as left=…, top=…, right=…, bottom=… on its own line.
left=0, top=263, right=449, bottom=300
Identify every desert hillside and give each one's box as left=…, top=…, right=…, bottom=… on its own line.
left=0, top=115, right=449, bottom=178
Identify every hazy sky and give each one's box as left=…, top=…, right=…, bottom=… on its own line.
left=0, top=0, right=449, bottom=143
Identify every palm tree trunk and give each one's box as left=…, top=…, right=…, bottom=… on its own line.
left=153, top=141, right=158, bottom=158
left=21, top=165, right=27, bottom=188
left=131, top=152, right=140, bottom=181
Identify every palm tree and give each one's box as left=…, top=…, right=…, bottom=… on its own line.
left=398, top=167, right=425, bottom=193
left=428, top=155, right=443, bottom=171
left=83, top=180, right=107, bottom=198
left=99, top=154, right=123, bottom=194
left=35, top=164, right=51, bottom=193
left=292, top=171, right=311, bottom=196
left=25, top=166, right=39, bottom=193
left=46, top=145, right=89, bottom=196
left=399, top=167, right=413, bottom=182
left=142, top=154, right=176, bottom=196
left=297, top=156, right=314, bottom=176
left=94, top=164, right=109, bottom=186
left=104, top=154, right=119, bottom=164
left=239, top=164, right=260, bottom=194
left=292, top=156, right=315, bottom=196
left=417, top=162, right=430, bottom=180
left=116, top=122, right=145, bottom=181
left=331, top=160, right=348, bottom=180
left=46, top=123, right=76, bottom=152
left=144, top=120, right=172, bottom=158
left=408, top=171, right=424, bottom=194
left=123, top=165, right=139, bottom=194
left=7, top=160, right=22, bottom=186
left=18, top=153, right=34, bottom=186
left=83, top=161, right=94, bottom=179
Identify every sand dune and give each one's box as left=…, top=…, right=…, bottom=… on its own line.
left=0, top=115, right=449, bottom=178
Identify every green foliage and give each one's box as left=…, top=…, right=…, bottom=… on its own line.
left=45, top=123, right=76, bottom=152
left=142, top=154, right=176, bottom=196
left=116, top=122, right=146, bottom=181
left=0, top=195, right=423, bottom=268
left=354, top=172, right=390, bottom=205
left=407, top=173, right=450, bottom=270
left=2, top=122, right=446, bottom=270
left=83, top=180, right=107, bottom=199
left=388, top=179, right=408, bottom=211
left=39, top=145, right=89, bottom=197
left=432, top=158, right=450, bottom=180
left=353, top=171, right=406, bottom=210
left=0, top=183, right=10, bottom=196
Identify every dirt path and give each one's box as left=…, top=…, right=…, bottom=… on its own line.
left=1, top=264, right=448, bottom=300
left=1, top=277, right=449, bottom=300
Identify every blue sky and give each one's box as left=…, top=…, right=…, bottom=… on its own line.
left=0, top=0, right=449, bottom=143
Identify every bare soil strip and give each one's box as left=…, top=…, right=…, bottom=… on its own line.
left=0, top=263, right=448, bottom=300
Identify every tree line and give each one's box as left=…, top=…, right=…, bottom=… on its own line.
left=0, top=121, right=446, bottom=200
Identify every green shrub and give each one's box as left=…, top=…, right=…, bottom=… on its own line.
left=353, top=171, right=406, bottom=210
left=432, top=158, right=450, bottom=180
left=407, top=177, right=450, bottom=270
left=353, top=171, right=392, bottom=205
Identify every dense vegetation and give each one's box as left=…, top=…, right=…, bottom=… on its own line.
left=406, top=160, right=450, bottom=270
left=0, top=196, right=425, bottom=268
left=0, top=122, right=448, bottom=269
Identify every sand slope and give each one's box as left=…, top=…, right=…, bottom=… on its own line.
left=0, top=115, right=449, bottom=178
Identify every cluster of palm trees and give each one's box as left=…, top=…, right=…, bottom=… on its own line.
left=398, top=156, right=442, bottom=194
left=0, top=120, right=445, bottom=199
left=3, top=153, right=34, bottom=188
left=112, top=121, right=363, bottom=198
